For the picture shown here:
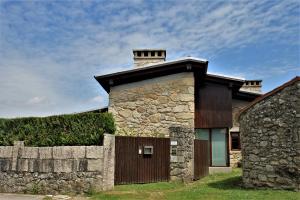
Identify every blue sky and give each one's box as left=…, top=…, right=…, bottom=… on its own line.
left=0, top=0, right=299, bottom=118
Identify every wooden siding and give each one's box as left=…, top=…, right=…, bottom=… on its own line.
left=115, top=136, right=170, bottom=184
left=195, top=81, right=233, bottom=128
left=194, top=139, right=209, bottom=179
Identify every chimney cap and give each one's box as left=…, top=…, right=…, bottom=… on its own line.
left=133, top=49, right=166, bottom=52
left=244, top=80, right=262, bottom=82
left=244, top=80, right=262, bottom=86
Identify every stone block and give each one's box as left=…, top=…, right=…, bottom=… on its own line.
left=258, top=174, right=267, bottom=181
left=187, top=86, right=194, bottom=94
left=39, top=159, right=53, bottom=172
left=28, top=159, right=39, bottom=172
left=12, top=144, right=23, bottom=171
left=86, top=146, right=103, bottom=159
left=53, top=147, right=72, bottom=159
left=176, top=113, right=193, bottom=120
left=53, top=159, right=73, bottom=173
left=119, top=109, right=131, bottom=118
left=0, top=146, right=13, bottom=158
left=78, top=159, right=88, bottom=171
left=22, top=147, right=38, bottom=159
left=178, top=94, right=194, bottom=102
left=173, top=105, right=188, bottom=113
left=266, top=165, right=274, bottom=172
left=88, top=159, right=102, bottom=172
left=0, top=158, right=11, bottom=171
left=171, top=168, right=182, bottom=176
left=17, top=159, right=28, bottom=172
left=71, top=146, right=86, bottom=158
left=39, top=147, right=53, bottom=159
left=209, top=167, right=232, bottom=174
left=53, top=146, right=86, bottom=159
left=170, top=155, right=184, bottom=163
left=103, top=134, right=115, bottom=191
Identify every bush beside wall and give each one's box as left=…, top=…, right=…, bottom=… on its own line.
left=0, top=113, right=115, bottom=146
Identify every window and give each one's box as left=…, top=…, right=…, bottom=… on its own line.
left=144, top=51, right=148, bottom=57
left=151, top=51, right=155, bottom=56
left=137, top=51, right=141, bottom=57
left=195, top=129, right=209, bottom=140
left=195, top=128, right=228, bottom=167
left=230, top=132, right=240, bottom=150
left=211, top=129, right=227, bottom=166
left=157, top=51, right=162, bottom=56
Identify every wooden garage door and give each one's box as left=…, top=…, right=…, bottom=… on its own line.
left=115, top=136, right=170, bottom=184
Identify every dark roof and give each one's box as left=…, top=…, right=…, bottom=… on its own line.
left=239, top=76, right=300, bottom=117
left=94, top=57, right=262, bottom=100
left=233, top=90, right=261, bottom=101
left=206, top=73, right=245, bottom=82
left=95, top=58, right=208, bottom=93
left=244, top=79, right=262, bottom=82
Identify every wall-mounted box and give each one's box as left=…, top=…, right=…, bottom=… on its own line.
left=171, top=140, right=178, bottom=146
left=143, top=146, right=153, bottom=155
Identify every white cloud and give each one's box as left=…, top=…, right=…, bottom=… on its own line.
left=27, top=96, right=46, bottom=105
left=90, top=95, right=104, bottom=104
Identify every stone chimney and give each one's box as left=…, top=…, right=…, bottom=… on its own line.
left=133, top=49, right=166, bottom=68
left=240, top=80, right=262, bottom=93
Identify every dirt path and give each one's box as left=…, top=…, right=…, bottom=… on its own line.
left=0, top=194, right=89, bottom=200
left=0, top=193, right=44, bottom=200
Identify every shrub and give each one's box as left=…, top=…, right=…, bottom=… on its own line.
left=0, top=113, right=115, bottom=146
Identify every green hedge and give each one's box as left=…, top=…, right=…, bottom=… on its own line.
left=0, top=113, right=115, bottom=146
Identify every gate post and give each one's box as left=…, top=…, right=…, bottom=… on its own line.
left=102, top=134, right=115, bottom=191
left=169, top=126, right=194, bottom=182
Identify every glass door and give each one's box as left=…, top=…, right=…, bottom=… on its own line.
left=211, top=129, right=227, bottom=166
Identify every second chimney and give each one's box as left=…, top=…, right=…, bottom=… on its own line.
left=133, top=49, right=166, bottom=68
left=240, top=80, right=262, bottom=94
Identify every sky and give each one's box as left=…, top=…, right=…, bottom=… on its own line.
left=0, top=0, right=299, bottom=118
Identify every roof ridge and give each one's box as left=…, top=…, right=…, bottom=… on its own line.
left=238, top=76, right=300, bottom=117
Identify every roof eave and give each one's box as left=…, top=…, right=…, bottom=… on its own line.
left=95, top=60, right=208, bottom=93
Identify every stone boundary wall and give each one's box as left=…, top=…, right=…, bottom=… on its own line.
left=240, top=80, right=300, bottom=191
left=0, top=134, right=115, bottom=194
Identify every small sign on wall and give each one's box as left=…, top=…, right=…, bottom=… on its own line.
left=143, top=146, right=153, bottom=155
left=171, top=140, right=178, bottom=146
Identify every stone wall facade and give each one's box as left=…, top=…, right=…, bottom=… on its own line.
left=169, top=127, right=194, bottom=182
left=0, top=134, right=115, bottom=194
left=232, top=99, right=250, bottom=128
left=229, top=151, right=242, bottom=167
left=229, top=99, right=251, bottom=167
left=240, top=80, right=300, bottom=191
left=109, top=72, right=194, bottom=137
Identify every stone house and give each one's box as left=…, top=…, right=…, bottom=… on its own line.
left=95, top=49, right=262, bottom=171
left=239, top=76, right=300, bottom=190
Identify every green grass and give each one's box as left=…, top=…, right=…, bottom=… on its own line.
left=90, top=169, right=299, bottom=200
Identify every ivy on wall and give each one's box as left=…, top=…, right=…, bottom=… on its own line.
left=0, top=113, right=115, bottom=146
